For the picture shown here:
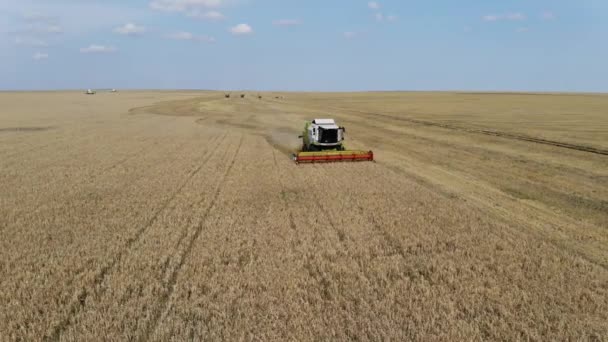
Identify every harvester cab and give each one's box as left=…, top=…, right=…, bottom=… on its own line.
left=293, top=119, right=374, bottom=164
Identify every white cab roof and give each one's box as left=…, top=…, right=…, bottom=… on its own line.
left=312, top=119, right=336, bottom=125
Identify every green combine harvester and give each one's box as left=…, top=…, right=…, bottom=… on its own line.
left=292, top=119, right=374, bottom=164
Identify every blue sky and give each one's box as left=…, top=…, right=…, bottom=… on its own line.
left=1, top=0, right=607, bottom=91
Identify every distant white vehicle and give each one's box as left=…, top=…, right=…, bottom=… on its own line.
left=111, top=89, right=117, bottom=93
left=85, top=89, right=96, bottom=95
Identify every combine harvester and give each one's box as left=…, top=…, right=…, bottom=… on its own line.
left=292, top=119, right=374, bottom=164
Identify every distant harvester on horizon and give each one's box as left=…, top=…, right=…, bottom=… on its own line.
left=85, top=89, right=96, bottom=95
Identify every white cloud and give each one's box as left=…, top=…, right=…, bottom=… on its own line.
left=150, top=0, right=224, bottom=12
left=506, top=12, right=526, bottom=21
left=343, top=31, right=359, bottom=39
left=114, top=23, right=146, bottom=35
left=11, top=13, right=60, bottom=49
left=542, top=11, right=556, bottom=20
left=369, top=2, right=396, bottom=23
left=5, top=4, right=148, bottom=36
left=482, top=15, right=500, bottom=22
left=44, top=25, right=62, bottom=33
left=80, top=45, right=117, bottom=53
left=273, top=19, right=301, bottom=27
left=187, top=10, right=225, bottom=20
left=15, top=36, right=48, bottom=47
left=33, top=52, right=48, bottom=60
left=23, top=12, right=56, bottom=23
left=166, top=31, right=194, bottom=40
left=483, top=12, right=526, bottom=22
left=13, top=24, right=63, bottom=35
left=150, top=0, right=235, bottom=21
left=18, top=12, right=63, bottom=34
left=165, top=31, right=215, bottom=42
left=230, top=23, right=253, bottom=35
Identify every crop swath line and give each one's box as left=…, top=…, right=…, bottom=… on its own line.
left=325, top=105, right=608, bottom=156
left=44, top=132, right=228, bottom=342
left=31, top=137, right=168, bottom=208
left=143, top=134, right=244, bottom=342
left=100, top=139, right=155, bottom=174
left=372, top=150, right=608, bottom=271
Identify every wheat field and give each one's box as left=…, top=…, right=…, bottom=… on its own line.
left=1, top=91, right=607, bottom=341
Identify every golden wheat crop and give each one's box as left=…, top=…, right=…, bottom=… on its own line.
left=0, top=91, right=607, bottom=341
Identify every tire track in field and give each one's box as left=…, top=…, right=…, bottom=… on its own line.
left=45, top=132, right=229, bottom=342
left=302, top=162, right=409, bottom=263
left=323, top=105, right=608, bottom=156
left=374, top=149, right=608, bottom=271
left=309, top=164, right=350, bottom=247
left=282, top=160, right=359, bottom=301
left=276, top=142, right=352, bottom=250
left=1, top=134, right=218, bottom=240
left=157, top=135, right=235, bottom=284
left=33, top=137, right=174, bottom=205
left=143, top=134, right=244, bottom=342
left=69, top=134, right=226, bottom=292
left=100, top=139, right=156, bottom=174
left=0, top=135, right=223, bottom=278
left=333, top=163, right=411, bottom=260
left=272, top=149, right=297, bottom=231
left=271, top=147, right=334, bottom=280
left=281, top=98, right=608, bottom=268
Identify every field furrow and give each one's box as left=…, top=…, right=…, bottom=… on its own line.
left=142, top=134, right=244, bottom=341
left=54, top=133, right=240, bottom=340
left=1, top=91, right=607, bottom=341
